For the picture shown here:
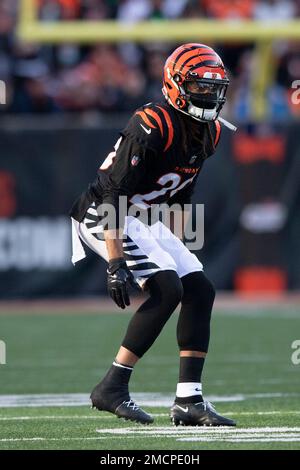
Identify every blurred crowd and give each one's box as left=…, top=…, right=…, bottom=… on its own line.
left=0, top=0, right=300, bottom=119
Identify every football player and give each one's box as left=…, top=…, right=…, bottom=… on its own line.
left=70, top=43, right=236, bottom=426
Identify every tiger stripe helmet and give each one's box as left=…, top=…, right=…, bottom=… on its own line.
left=162, top=43, right=229, bottom=122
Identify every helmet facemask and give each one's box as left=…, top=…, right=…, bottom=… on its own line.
left=181, top=75, right=229, bottom=122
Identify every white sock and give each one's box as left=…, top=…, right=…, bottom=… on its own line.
left=176, top=382, right=202, bottom=398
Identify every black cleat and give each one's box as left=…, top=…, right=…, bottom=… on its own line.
left=170, top=401, right=236, bottom=427
left=114, top=399, right=154, bottom=424
left=90, top=382, right=153, bottom=425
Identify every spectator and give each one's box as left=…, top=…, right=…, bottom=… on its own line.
left=253, top=0, right=296, bottom=21
left=201, top=0, right=256, bottom=19
left=0, top=0, right=299, bottom=119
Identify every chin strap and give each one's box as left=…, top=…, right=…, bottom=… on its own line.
left=167, top=97, right=238, bottom=132
left=218, top=117, right=237, bottom=132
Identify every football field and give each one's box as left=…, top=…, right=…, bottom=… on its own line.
left=0, top=304, right=299, bottom=450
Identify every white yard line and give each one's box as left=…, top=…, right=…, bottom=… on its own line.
left=95, top=426, right=300, bottom=443
left=178, top=437, right=300, bottom=442
left=1, top=437, right=300, bottom=443
left=1, top=427, right=300, bottom=444
left=95, top=426, right=300, bottom=435
left=0, top=392, right=299, bottom=408
left=0, top=437, right=120, bottom=442
left=0, top=411, right=299, bottom=422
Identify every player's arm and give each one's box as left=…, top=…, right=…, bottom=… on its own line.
left=101, top=110, right=163, bottom=308
left=101, top=134, right=153, bottom=308
left=104, top=229, right=124, bottom=259
left=104, top=228, right=133, bottom=310
left=101, top=133, right=148, bottom=232
left=101, top=111, right=160, bottom=238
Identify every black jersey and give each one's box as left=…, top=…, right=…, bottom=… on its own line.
left=70, top=101, right=222, bottom=226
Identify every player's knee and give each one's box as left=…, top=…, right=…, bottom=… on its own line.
left=200, top=275, right=216, bottom=308
left=147, top=270, right=183, bottom=309
left=181, top=271, right=215, bottom=313
left=159, top=270, right=183, bottom=308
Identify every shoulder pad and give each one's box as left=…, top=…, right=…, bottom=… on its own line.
left=121, top=102, right=176, bottom=152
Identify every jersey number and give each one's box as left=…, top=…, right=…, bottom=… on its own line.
left=130, top=173, right=195, bottom=209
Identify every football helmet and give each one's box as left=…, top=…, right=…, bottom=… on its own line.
left=162, top=43, right=229, bottom=122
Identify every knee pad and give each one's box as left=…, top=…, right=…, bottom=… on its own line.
left=181, top=271, right=215, bottom=311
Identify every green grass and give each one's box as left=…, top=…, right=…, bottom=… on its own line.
left=0, top=308, right=300, bottom=450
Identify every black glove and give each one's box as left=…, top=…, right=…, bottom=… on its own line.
left=107, top=258, right=134, bottom=309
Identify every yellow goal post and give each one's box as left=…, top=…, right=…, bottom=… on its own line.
left=18, top=0, right=300, bottom=120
